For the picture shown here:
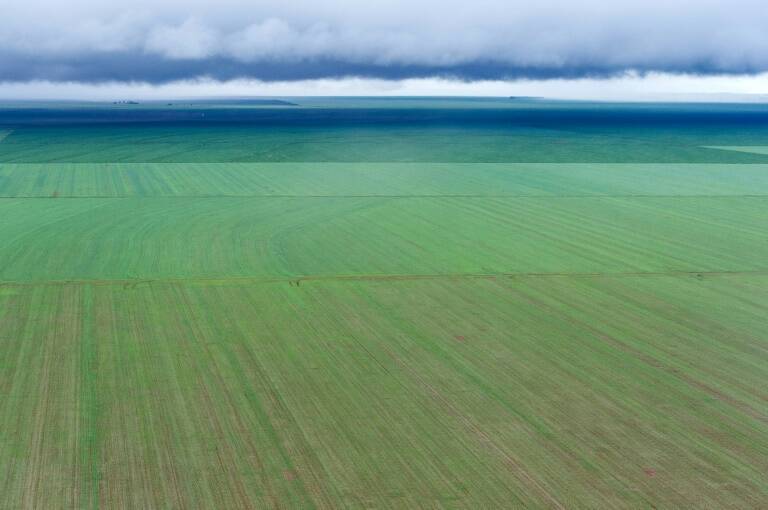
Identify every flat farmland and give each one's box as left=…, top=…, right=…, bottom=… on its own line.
left=1, top=103, right=768, bottom=508
left=2, top=163, right=768, bottom=197
left=2, top=275, right=767, bottom=508
left=1, top=194, right=767, bottom=282
left=3, top=119, right=768, bottom=164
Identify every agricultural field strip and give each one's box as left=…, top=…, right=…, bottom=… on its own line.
left=704, top=146, right=768, bottom=155
left=3, top=136, right=768, bottom=162
left=2, top=162, right=768, bottom=197
left=2, top=275, right=767, bottom=507
left=2, top=195, right=766, bottom=282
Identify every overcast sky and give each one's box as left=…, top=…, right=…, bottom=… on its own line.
left=2, top=0, right=768, bottom=99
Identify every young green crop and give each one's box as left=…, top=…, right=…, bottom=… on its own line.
left=2, top=103, right=768, bottom=508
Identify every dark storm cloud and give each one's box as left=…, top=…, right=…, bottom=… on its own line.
left=2, top=0, right=768, bottom=83
left=0, top=52, right=644, bottom=82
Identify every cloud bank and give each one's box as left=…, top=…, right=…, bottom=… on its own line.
left=2, top=0, right=768, bottom=83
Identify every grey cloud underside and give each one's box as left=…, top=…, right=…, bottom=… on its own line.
left=0, top=54, right=626, bottom=82
left=2, top=0, right=768, bottom=83
left=2, top=53, right=765, bottom=84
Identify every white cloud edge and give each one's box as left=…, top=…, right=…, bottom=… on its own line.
left=2, top=73, right=768, bottom=102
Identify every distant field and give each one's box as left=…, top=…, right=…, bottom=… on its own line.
left=2, top=162, right=768, bottom=197
left=2, top=196, right=767, bottom=282
left=705, top=146, right=768, bottom=155
left=1, top=101, right=767, bottom=508
left=3, top=121, right=768, bottom=163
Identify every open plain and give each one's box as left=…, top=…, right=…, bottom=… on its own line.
left=1, top=100, right=767, bottom=508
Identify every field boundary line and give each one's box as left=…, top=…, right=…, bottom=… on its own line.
left=1, top=269, right=766, bottom=288
left=2, top=194, right=768, bottom=199
left=3, top=161, right=768, bottom=166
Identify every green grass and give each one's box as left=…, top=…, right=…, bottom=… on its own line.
left=2, top=103, right=768, bottom=508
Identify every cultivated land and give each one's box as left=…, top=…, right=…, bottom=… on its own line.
left=706, top=146, right=768, bottom=156
left=1, top=100, right=767, bottom=508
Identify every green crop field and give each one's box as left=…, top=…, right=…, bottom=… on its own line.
left=1, top=101, right=767, bottom=508
left=706, top=146, right=768, bottom=156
